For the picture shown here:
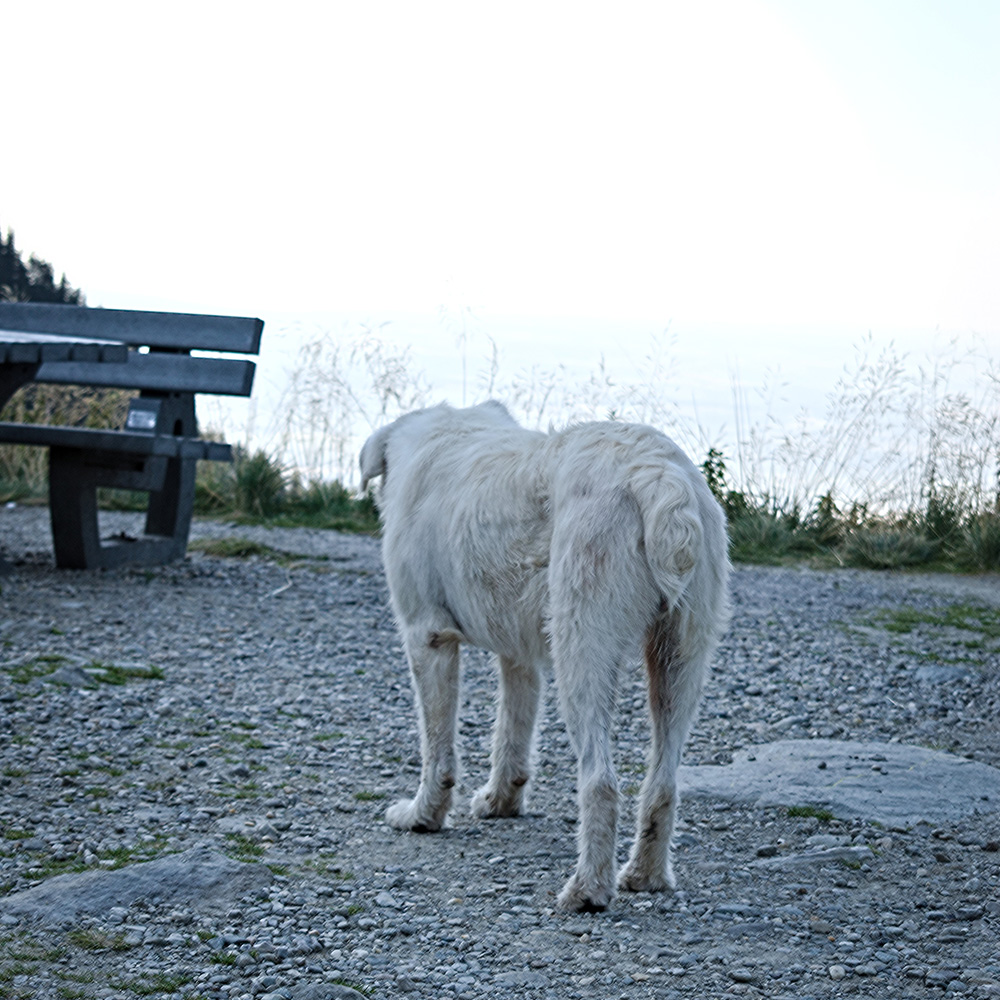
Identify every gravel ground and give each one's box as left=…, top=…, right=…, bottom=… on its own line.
left=1, top=505, right=999, bottom=1000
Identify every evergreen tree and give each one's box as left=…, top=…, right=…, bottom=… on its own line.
left=0, top=227, right=84, bottom=304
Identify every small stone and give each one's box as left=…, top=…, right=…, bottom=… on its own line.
left=927, top=970, right=960, bottom=987
left=493, top=970, right=550, bottom=988
left=829, top=965, right=847, bottom=980
left=805, top=834, right=844, bottom=849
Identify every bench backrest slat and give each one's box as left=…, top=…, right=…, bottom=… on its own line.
left=35, top=354, right=255, bottom=396
left=0, top=303, right=263, bottom=355
left=1, top=335, right=128, bottom=365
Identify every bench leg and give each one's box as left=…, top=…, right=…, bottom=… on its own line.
left=141, top=392, right=198, bottom=562
left=47, top=447, right=197, bottom=570
left=48, top=449, right=102, bottom=569
left=144, top=453, right=197, bottom=562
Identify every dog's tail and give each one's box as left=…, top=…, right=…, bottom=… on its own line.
left=628, top=453, right=724, bottom=617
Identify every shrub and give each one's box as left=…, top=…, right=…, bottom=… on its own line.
left=843, top=528, right=940, bottom=569
left=955, top=513, right=1000, bottom=571
left=727, top=509, right=802, bottom=564
left=233, top=449, right=286, bottom=518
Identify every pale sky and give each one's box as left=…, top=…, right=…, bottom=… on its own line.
left=3, top=0, right=997, bottom=329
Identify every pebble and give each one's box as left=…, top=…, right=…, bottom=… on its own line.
left=0, top=508, right=998, bottom=998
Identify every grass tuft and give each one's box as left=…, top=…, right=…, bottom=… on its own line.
left=787, top=805, right=835, bottom=823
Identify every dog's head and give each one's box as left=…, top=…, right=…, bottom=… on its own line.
left=359, top=423, right=391, bottom=493
left=359, top=400, right=518, bottom=495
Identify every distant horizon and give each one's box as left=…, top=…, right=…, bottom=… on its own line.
left=185, top=307, right=993, bottom=510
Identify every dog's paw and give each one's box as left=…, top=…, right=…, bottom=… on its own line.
left=470, top=784, right=524, bottom=819
left=616, top=862, right=675, bottom=894
left=556, top=875, right=615, bottom=913
left=385, top=798, right=443, bottom=833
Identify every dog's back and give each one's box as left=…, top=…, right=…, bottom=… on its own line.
left=365, top=402, right=727, bottom=664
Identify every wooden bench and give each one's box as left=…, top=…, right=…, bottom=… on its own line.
left=0, top=303, right=263, bottom=569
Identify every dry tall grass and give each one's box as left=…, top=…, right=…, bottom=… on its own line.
left=2, top=325, right=996, bottom=568
left=0, top=384, right=134, bottom=497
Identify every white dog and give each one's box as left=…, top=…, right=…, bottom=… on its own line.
left=360, top=402, right=729, bottom=911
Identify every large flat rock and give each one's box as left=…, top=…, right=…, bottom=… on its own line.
left=0, top=846, right=273, bottom=924
left=679, top=739, right=1000, bottom=826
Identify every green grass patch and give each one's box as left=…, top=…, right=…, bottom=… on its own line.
left=214, top=781, right=261, bottom=800
left=353, top=790, right=386, bottom=802
left=108, top=972, right=193, bottom=995
left=56, top=987, right=90, bottom=999
left=87, top=661, right=164, bottom=685
left=26, top=841, right=170, bottom=881
left=332, top=979, right=374, bottom=997
left=95, top=842, right=171, bottom=869
left=66, top=929, right=132, bottom=952
left=0, top=962, right=38, bottom=981
left=787, top=805, right=835, bottom=823
left=188, top=537, right=292, bottom=561
left=304, top=854, right=353, bottom=879
left=223, top=833, right=265, bottom=862
left=54, top=972, right=95, bottom=985
left=867, top=602, right=1000, bottom=640
left=2, top=654, right=67, bottom=685
left=1, top=936, right=65, bottom=965
left=225, top=731, right=269, bottom=749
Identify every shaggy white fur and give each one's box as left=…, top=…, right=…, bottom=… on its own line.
left=360, top=401, right=730, bottom=911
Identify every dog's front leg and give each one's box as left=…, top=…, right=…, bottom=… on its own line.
left=385, top=631, right=461, bottom=833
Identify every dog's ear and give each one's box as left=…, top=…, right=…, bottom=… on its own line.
left=359, top=425, right=391, bottom=492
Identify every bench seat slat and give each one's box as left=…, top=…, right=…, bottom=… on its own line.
left=35, top=353, right=255, bottom=396
left=0, top=421, right=232, bottom=461
left=0, top=303, right=263, bottom=354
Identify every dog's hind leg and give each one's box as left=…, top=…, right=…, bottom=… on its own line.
left=552, top=639, right=622, bottom=912
left=548, top=490, right=657, bottom=911
left=618, top=607, right=709, bottom=893
left=385, top=629, right=461, bottom=833
left=471, top=656, right=541, bottom=819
